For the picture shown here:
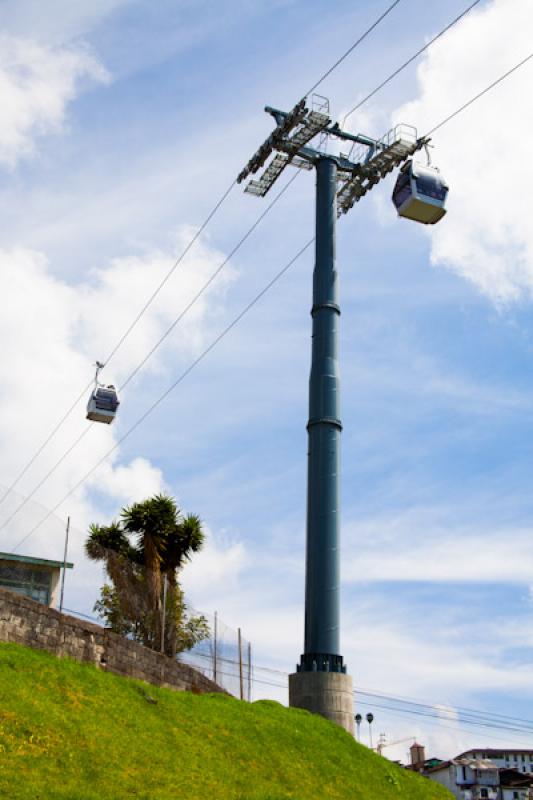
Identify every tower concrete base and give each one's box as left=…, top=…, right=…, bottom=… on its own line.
left=289, top=671, right=354, bottom=735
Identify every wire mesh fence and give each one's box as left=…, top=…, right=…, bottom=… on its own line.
left=59, top=604, right=253, bottom=700
left=178, top=609, right=252, bottom=701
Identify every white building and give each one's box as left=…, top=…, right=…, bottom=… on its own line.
left=425, top=757, right=499, bottom=800
left=423, top=756, right=533, bottom=800
left=459, top=752, right=533, bottom=776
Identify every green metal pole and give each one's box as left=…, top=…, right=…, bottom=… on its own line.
left=299, top=156, right=344, bottom=674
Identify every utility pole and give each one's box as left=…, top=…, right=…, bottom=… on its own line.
left=59, top=516, right=70, bottom=614
left=238, top=627, right=244, bottom=701
left=160, top=574, right=168, bottom=654
left=238, top=97, right=424, bottom=734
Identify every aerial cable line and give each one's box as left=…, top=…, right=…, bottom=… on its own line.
left=13, top=48, right=533, bottom=551
left=304, top=0, right=402, bottom=97
left=0, top=380, right=93, bottom=508
left=0, top=427, right=91, bottom=536
left=180, top=649, right=533, bottom=737
left=354, top=699, right=533, bottom=740
left=11, top=238, right=314, bottom=553
left=119, top=171, right=300, bottom=391
left=355, top=697, right=533, bottom=736
left=354, top=700, right=533, bottom=748
left=0, top=178, right=236, bottom=511
left=102, top=179, right=237, bottom=367
left=424, top=50, right=533, bottom=136
left=2, top=173, right=300, bottom=539
left=53, top=603, right=533, bottom=739
left=341, top=0, right=482, bottom=126
left=355, top=687, right=533, bottom=730
left=0, top=0, right=403, bottom=517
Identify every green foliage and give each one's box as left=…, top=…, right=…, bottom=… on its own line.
left=0, top=643, right=452, bottom=800
left=86, top=494, right=207, bottom=656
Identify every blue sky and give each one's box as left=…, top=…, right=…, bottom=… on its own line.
left=0, top=0, right=533, bottom=761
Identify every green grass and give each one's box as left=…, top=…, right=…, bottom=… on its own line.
left=0, top=643, right=451, bottom=800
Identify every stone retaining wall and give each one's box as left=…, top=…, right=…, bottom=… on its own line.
left=0, top=586, right=223, bottom=694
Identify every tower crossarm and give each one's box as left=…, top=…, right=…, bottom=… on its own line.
left=336, top=126, right=427, bottom=216
left=238, top=102, right=425, bottom=208
left=239, top=102, right=332, bottom=197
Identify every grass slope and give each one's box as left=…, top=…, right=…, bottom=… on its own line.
left=0, top=643, right=451, bottom=800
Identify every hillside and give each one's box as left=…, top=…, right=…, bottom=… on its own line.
left=0, top=643, right=451, bottom=800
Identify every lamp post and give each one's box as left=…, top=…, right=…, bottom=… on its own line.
left=366, top=712, right=374, bottom=749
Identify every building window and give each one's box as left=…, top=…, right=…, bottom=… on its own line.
left=0, top=564, right=51, bottom=605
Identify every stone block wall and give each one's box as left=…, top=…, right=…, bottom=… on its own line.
left=0, top=586, right=223, bottom=694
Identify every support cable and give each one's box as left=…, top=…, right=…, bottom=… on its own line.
left=304, top=0, right=402, bottom=97
left=0, top=381, right=93, bottom=507
left=354, top=699, right=533, bottom=739
left=9, top=15, right=533, bottom=549
left=11, top=238, right=314, bottom=553
left=0, top=178, right=236, bottom=510
left=424, top=50, right=533, bottom=136
left=341, top=0, right=482, bottom=126
left=51, top=603, right=533, bottom=740
left=354, top=700, right=533, bottom=749
left=2, top=173, right=300, bottom=539
left=0, top=0, right=404, bottom=511
left=178, top=649, right=533, bottom=739
left=118, top=172, right=300, bottom=392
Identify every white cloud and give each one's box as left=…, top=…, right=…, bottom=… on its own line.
left=0, top=230, right=234, bottom=563
left=96, top=457, right=165, bottom=506
left=342, top=508, right=533, bottom=585
left=0, top=34, right=108, bottom=167
left=393, top=0, right=533, bottom=302
left=181, top=529, right=248, bottom=607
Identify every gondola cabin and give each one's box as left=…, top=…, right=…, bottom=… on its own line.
left=86, top=385, right=119, bottom=424
left=392, top=160, right=448, bottom=225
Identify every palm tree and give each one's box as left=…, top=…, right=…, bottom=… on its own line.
left=85, top=494, right=206, bottom=656
left=161, top=512, right=204, bottom=654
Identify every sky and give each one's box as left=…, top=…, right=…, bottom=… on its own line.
left=0, top=0, right=533, bottom=763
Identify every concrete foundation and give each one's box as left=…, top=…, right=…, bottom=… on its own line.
left=289, top=670, right=354, bottom=735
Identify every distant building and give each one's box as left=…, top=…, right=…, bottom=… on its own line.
left=414, top=748, right=533, bottom=800
left=425, top=756, right=500, bottom=800
left=459, top=752, right=533, bottom=777
left=0, top=552, right=73, bottom=609
left=499, top=768, right=533, bottom=800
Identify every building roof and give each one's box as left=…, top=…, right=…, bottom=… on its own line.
left=0, top=552, right=73, bottom=569
left=499, top=769, right=533, bottom=788
left=424, top=758, right=499, bottom=775
left=425, top=761, right=452, bottom=774
left=459, top=749, right=533, bottom=757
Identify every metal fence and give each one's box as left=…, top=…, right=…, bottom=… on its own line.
left=178, top=610, right=252, bottom=701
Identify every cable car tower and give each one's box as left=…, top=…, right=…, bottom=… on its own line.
left=238, top=96, right=433, bottom=734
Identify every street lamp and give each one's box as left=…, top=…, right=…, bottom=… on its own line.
left=366, top=712, right=374, bottom=749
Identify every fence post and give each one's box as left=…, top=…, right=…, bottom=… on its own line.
left=247, top=641, right=252, bottom=702
left=238, top=627, right=244, bottom=701
left=160, top=575, right=168, bottom=654
left=213, top=611, right=218, bottom=684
